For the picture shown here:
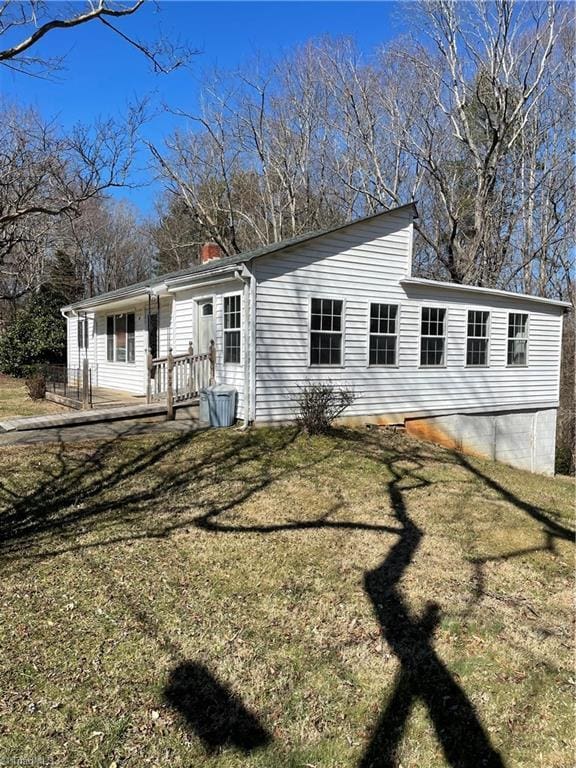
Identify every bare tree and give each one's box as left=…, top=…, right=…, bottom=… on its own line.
left=150, top=49, right=346, bottom=255
left=0, top=102, right=145, bottom=301
left=0, top=0, right=189, bottom=76
left=153, top=4, right=573, bottom=295
left=390, top=0, right=574, bottom=290
left=0, top=1, right=195, bottom=303
left=55, top=197, right=155, bottom=297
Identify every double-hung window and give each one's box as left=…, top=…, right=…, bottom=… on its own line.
left=77, top=318, right=89, bottom=350
left=507, top=313, right=528, bottom=366
left=223, top=295, right=241, bottom=363
left=420, top=307, right=446, bottom=366
left=369, top=303, right=398, bottom=366
left=466, top=311, right=489, bottom=366
left=310, top=298, right=343, bottom=366
left=106, top=313, right=135, bottom=363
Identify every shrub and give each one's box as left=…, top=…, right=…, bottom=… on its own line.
left=0, top=287, right=66, bottom=377
left=25, top=374, right=46, bottom=400
left=294, top=381, right=356, bottom=434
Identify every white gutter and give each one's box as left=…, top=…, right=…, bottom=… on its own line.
left=150, top=283, right=169, bottom=297
left=401, top=277, right=571, bottom=309
left=165, top=264, right=242, bottom=290
left=248, top=264, right=257, bottom=423
left=233, top=266, right=253, bottom=428
left=63, top=285, right=155, bottom=313
left=166, top=276, right=241, bottom=294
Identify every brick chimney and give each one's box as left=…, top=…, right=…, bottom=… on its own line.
left=200, top=242, right=223, bottom=264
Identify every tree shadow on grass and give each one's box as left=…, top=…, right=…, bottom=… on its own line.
left=164, top=661, right=272, bottom=754
left=455, top=452, right=574, bottom=543
left=358, top=459, right=504, bottom=768
left=0, top=425, right=402, bottom=563
left=79, top=548, right=273, bottom=757
left=0, top=425, right=572, bottom=765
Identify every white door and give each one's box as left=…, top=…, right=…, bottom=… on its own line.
left=197, top=299, right=215, bottom=354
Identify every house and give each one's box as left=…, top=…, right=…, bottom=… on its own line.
left=61, top=202, right=569, bottom=475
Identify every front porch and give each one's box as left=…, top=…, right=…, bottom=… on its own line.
left=45, top=386, right=146, bottom=410
left=43, top=343, right=215, bottom=419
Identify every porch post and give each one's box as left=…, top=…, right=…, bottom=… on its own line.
left=209, top=339, right=216, bottom=385
left=82, top=357, right=90, bottom=410
left=166, top=348, right=175, bottom=420
left=188, top=341, right=194, bottom=398
left=146, top=349, right=153, bottom=404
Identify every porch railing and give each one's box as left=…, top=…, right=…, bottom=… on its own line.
left=147, top=341, right=216, bottom=419
left=43, top=360, right=92, bottom=408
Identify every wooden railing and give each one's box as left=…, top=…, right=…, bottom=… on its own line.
left=147, top=341, right=216, bottom=419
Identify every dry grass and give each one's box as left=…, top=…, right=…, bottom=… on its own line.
left=0, top=374, right=65, bottom=420
left=0, top=424, right=573, bottom=767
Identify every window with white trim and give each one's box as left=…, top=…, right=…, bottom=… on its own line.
left=369, top=303, right=398, bottom=366
left=106, top=313, right=135, bottom=363
left=310, top=298, right=343, bottom=366
left=420, top=307, right=446, bottom=366
left=223, top=295, right=241, bottom=363
left=466, top=310, right=489, bottom=366
left=507, top=313, right=528, bottom=366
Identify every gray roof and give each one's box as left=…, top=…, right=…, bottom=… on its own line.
left=401, top=277, right=571, bottom=309
left=63, top=202, right=418, bottom=310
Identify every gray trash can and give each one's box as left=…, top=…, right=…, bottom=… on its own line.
left=199, top=385, right=237, bottom=427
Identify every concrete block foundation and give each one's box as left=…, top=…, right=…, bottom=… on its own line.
left=405, top=408, right=557, bottom=476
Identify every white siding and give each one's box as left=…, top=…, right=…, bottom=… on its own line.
left=252, top=210, right=564, bottom=424
left=66, top=314, right=97, bottom=373
left=92, top=304, right=149, bottom=395
left=66, top=281, right=248, bottom=413
left=170, top=280, right=246, bottom=419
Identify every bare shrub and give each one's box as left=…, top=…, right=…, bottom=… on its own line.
left=295, top=381, right=356, bottom=434
left=25, top=374, right=46, bottom=401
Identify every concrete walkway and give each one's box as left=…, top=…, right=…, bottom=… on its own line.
left=0, top=416, right=202, bottom=446
left=0, top=403, right=168, bottom=433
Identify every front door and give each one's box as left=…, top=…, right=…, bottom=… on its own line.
left=197, top=299, right=214, bottom=354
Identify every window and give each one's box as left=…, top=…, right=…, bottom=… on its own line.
left=420, top=307, right=446, bottom=366
left=507, top=313, right=528, bottom=366
left=369, top=303, right=398, bottom=366
left=310, top=298, right=343, bottom=366
left=116, top=313, right=127, bottom=362
left=223, top=295, right=241, bottom=363
left=106, top=313, right=135, bottom=363
left=106, top=316, right=114, bottom=361
left=77, top=318, right=88, bottom=349
left=127, top=313, right=135, bottom=363
left=148, top=313, right=158, bottom=359
left=466, top=311, right=489, bottom=366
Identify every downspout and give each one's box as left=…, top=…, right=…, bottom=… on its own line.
left=146, top=292, right=152, bottom=393
left=248, top=264, right=256, bottom=423
left=157, top=294, right=161, bottom=354
left=78, top=313, right=81, bottom=371
left=92, top=309, right=98, bottom=389
left=61, top=309, right=77, bottom=369
left=234, top=266, right=253, bottom=429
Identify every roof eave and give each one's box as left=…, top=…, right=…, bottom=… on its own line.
left=64, top=285, right=156, bottom=313
left=400, top=277, right=571, bottom=309
left=164, top=263, right=243, bottom=289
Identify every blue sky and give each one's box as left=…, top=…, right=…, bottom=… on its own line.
left=1, top=1, right=407, bottom=217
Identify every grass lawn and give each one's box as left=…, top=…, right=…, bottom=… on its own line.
left=0, top=424, right=573, bottom=767
left=0, top=374, right=65, bottom=419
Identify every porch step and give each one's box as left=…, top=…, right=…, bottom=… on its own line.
left=0, top=403, right=169, bottom=433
